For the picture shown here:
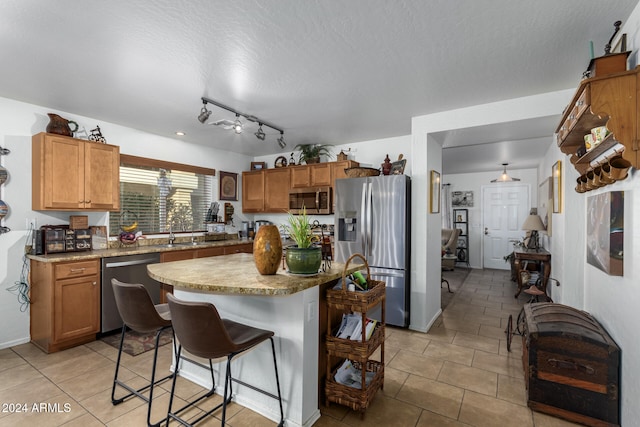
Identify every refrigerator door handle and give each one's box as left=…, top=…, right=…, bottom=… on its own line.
left=367, top=182, right=373, bottom=257
left=361, top=181, right=368, bottom=254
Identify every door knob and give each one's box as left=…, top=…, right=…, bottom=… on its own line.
left=484, top=227, right=489, bottom=235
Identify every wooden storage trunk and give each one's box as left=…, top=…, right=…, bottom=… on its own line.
left=522, top=303, right=620, bottom=427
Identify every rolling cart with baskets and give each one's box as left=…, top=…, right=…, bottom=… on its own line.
left=325, top=253, right=385, bottom=416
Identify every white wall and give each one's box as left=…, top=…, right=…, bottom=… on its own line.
left=443, top=169, right=538, bottom=269
left=409, top=89, right=573, bottom=333
left=576, top=7, right=640, bottom=423
left=0, top=96, right=253, bottom=349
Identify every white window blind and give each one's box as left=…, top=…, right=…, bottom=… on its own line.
left=109, top=157, right=214, bottom=236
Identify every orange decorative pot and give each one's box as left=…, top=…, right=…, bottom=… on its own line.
left=253, top=225, right=283, bottom=275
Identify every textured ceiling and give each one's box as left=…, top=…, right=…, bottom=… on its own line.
left=0, top=0, right=637, bottom=173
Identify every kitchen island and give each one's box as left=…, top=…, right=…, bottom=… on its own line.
left=147, top=253, right=363, bottom=427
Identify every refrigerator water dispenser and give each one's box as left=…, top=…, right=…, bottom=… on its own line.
left=338, top=214, right=357, bottom=242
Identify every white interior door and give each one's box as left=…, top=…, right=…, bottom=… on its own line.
left=482, top=184, right=530, bottom=269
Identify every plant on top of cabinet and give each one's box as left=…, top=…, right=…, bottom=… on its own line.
left=294, top=144, right=334, bottom=164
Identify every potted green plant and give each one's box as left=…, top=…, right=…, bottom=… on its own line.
left=283, top=206, right=322, bottom=274
left=293, top=144, right=334, bottom=164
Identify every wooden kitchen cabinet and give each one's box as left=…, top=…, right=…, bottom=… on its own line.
left=242, top=168, right=290, bottom=213
left=243, top=161, right=359, bottom=213
left=264, top=167, right=291, bottom=211
left=331, top=160, right=359, bottom=189
left=290, top=163, right=332, bottom=188
left=30, top=259, right=100, bottom=353
left=555, top=67, right=640, bottom=179
left=242, top=170, right=266, bottom=212
left=32, top=132, right=120, bottom=211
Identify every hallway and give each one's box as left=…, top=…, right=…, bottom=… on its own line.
left=0, top=269, right=580, bottom=426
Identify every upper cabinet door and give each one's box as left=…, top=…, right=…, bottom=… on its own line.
left=242, top=170, right=265, bottom=212
left=32, top=133, right=121, bottom=211
left=33, top=134, right=84, bottom=210
left=264, top=168, right=291, bottom=211
left=84, top=142, right=120, bottom=210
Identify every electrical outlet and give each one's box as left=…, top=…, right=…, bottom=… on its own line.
left=26, top=218, right=37, bottom=230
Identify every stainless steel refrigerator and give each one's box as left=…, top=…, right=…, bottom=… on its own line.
left=334, top=174, right=411, bottom=327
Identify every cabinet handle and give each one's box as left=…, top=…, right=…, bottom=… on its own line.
left=85, top=200, right=91, bottom=203
left=548, top=358, right=595, bottom=375
left=92, top=281, right=97, bottom=285
left=569, top=114, right=575, bottom=120
left=577, top=100, right=584, bottom=106
left=69, top=268, right=86, bottom=274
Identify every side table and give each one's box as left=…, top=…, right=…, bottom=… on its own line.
left=513, top=248, right=551, bottom=301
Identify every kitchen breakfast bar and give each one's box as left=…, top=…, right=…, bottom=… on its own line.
left=147, top=252, right=363, bottom=427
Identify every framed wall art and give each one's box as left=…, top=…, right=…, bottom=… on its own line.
left=391, top=158, right=406, bottom=175
left=451, top=191, right=474, bottom=207
left=586, top=191, right=623, bottom=276
left=219, top=171, right=238, bottom=201
left=430, top=170, right=440, bottom=213
left=552, top=160, right=562, bottom=213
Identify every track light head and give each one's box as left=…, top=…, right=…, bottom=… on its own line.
left=277, top=133, right=286, bottom=149
left=233, top=115, right=243, bottom=134
left=197, top=102, right=211, bottom=124
left=255, top=124, right=266, bottom=141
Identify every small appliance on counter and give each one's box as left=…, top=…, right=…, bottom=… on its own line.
left=32, top=225, right=92, bottom=255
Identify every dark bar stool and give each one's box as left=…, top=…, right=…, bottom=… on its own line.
left=110, top=278, right=177, bottom=427
left=166, top=293, right=285, bottom=427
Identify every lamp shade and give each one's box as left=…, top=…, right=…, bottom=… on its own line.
left=522, top=214, right=546, bottom=231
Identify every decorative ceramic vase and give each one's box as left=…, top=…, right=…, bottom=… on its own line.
left=253, top=225, right=283, bottom=275
left=381, top=154, right=392, bottom=175
left=0, top=165, right=7, bottom=185
left=285, top=245, right=322, bottom=274
left=46, top=113, right=79, bottom=137
left=0, top=199, right=8, bottom=219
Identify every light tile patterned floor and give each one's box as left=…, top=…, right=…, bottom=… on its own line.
left=0, top=269, right=581, bottom=426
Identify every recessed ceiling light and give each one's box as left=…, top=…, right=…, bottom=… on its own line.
left=175, top=131, right=185, bottom=136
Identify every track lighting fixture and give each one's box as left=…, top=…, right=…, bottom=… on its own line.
left=197, top=101, right=211, bottom=124
left=255, top=124, right=266, bottom=140
left=233, top=115, right=243, bottom=134
left=277, top=132, right=286, bottom=149
left=198, top=97, right=286, bottom=148
left=491, top=163, right=521, bottom=182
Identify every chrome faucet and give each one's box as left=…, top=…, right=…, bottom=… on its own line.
left=168, top=223, right=175, bottom=246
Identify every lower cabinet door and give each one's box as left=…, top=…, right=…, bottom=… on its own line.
left=54, top=275, right=100, bottom=342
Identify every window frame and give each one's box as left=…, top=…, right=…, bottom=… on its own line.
left=111, top=154, right=216, bottom=237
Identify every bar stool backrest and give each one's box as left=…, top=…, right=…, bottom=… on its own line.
left=111, top=278, right=171, bottom=333
left=166, top=293, right=236, bottom=359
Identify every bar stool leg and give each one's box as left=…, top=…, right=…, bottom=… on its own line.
left=111, top=325, right=175, bottom=427
left=269, top=337, right=285, bottom=427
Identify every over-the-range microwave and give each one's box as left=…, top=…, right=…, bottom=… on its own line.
left=288, top=186, right=332, bottom=214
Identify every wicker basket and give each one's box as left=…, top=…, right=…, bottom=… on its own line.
left=326, top=253, right=386, bottom=312
left=326, top=323, right=384, bottom=360
left=344, top=167, right=381, bottom=178
left=325, top=360, right=384, bottom=412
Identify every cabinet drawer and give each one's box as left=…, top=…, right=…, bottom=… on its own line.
left=55, top=260, right=99, bottom=279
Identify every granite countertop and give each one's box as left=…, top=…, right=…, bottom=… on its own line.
left=26, top=238, right=253, bottom=263
left=147, top=253, right=364, bottom=296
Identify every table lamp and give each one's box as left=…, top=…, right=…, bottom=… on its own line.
left=522, top=214, right=546, bottom=251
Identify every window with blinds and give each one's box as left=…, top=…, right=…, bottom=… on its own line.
left=109, top=155, right=215, bottom=236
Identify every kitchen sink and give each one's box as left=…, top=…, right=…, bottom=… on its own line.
left=157, top=242, right=203, bottom=248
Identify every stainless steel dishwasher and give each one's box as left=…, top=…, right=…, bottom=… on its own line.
left=101, top=253, right=162, bottom=333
